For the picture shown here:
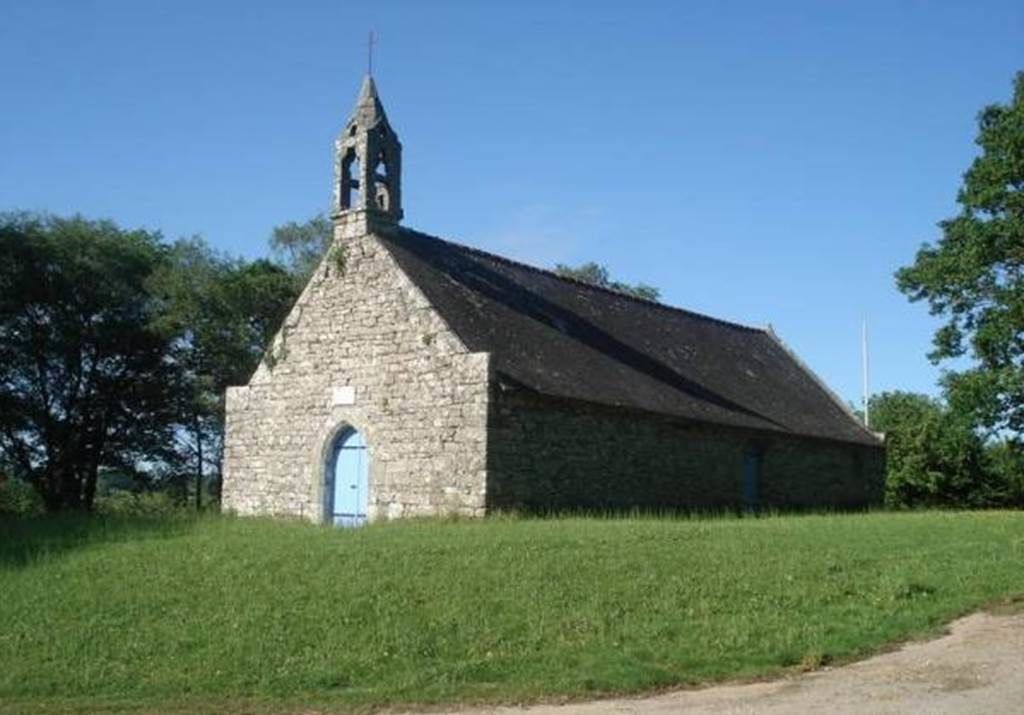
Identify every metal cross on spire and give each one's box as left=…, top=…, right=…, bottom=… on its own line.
left=367, top=29, right=376, bottom=76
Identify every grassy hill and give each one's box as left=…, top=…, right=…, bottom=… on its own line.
left=2, top=511, right=1023, bottom=714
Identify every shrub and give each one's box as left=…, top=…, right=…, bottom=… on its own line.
left=985, top=440, right=1024, bottom=507
left=0, top=477, right=45, bottom=516
left=869, top=392, right=996, bottom=508
left=93, top=491, right=185, bottom=518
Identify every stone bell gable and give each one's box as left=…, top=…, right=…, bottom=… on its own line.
left=225, top=77, right=487, bottom=521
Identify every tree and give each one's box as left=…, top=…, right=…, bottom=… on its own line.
left=149, top=237, right=229, bottom=506
left=269, top=213, right=333, bottom=280
left=0, top=212, right=299, bottom=512
left=868, top=391, right=995, bottom=508
left=149, top=238, right=297, bottom=507
left=896, top=72, right=1024, bottom=442
left=553, top=261, right=661, bottom=301
left=0, top=213, right=178, bottom=511
left=984, top=439, right=1024, bottom=507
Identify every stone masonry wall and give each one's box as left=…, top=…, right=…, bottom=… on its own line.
left=488, top=387, right=885, bottom=512
left=222, top=214, right=489, bottom=522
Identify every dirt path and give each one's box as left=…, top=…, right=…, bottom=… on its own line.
left=442, top=612, right=1024, bottom=715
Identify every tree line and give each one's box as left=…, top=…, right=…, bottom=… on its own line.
left=1, top=72, right=1022, bottom=513
left=0, top=214, right=305, bottom=511
left=874, top=71, right=1024, bottom=508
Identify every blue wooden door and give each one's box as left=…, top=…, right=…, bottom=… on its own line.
left=326, top=429, right=368, bottom=527
left=742, top=451, right=761, bottom=510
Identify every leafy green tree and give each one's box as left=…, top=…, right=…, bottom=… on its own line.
left=869, top=391, right=995, bottom=508
left=269, top=213, right=333, bottom=280
left=553, top=261, right=661, bottom=301
left=896, top=72, right=1024, bottom=444
left=0, top=213, right=178, bottom=511
left=149, top=238, right=229, bottom=506
left=983, top=439, right=1024, bottom=507
left=150, top=238, right=297, bottom=507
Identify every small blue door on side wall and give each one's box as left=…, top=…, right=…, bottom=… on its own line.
left=326, top=428, right=368, bottom=527
left=742, top=450, right=761, bottom=510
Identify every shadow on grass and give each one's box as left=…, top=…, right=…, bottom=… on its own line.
left=483, top=503, right=880, bottom=522
left=0, top=514, right=201, bottom=569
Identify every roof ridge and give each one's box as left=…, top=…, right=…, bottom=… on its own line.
left=389, top=226, right=766, bottom=334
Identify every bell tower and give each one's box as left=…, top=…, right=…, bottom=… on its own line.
left=332, top=75, right=403, bottom=229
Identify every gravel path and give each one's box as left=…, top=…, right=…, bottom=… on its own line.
left=438, top=611, right=1024, bottom=715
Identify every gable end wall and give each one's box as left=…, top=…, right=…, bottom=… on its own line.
left=222, top=221, right=490, bottom=521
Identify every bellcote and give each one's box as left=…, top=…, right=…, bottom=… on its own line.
left=332, top=76, right=403, bottom=223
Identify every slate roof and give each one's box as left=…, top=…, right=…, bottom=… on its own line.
left=378, top=227, right=881, bottom=448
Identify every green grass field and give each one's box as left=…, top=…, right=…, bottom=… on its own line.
left=2, top=511, right=1023, bottom=714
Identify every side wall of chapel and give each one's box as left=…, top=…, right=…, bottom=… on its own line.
left=487, top=388, right=886, bottom=513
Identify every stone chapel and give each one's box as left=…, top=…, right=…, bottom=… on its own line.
left=222, top=76, right=885, bottom=524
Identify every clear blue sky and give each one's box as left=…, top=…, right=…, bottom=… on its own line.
left=2, top=1, right=1022, bottom=406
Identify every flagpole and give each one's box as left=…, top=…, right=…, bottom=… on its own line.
left=862, top=317, right=870, bottom=429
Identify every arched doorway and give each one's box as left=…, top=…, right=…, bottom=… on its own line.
left=325, top=428, right=369, bottom=526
